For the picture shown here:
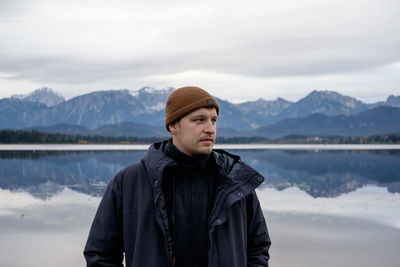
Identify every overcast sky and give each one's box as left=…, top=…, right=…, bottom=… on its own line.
left=0, top=0, right=399, bottom=103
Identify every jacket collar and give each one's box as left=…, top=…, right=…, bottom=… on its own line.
left=142, top=140, right=262, bottom=190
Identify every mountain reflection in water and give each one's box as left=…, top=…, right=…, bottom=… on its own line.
left=0, top=149, right=399, bottom=199
left=1, top=148, right=400, bottom=267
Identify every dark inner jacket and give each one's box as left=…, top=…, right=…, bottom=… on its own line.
left=84, top=140, right=271, bottom=267
left=163, top=140, right=217, bottom=267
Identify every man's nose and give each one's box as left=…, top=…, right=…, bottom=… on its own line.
left=205, top=120, right=216, bottom=133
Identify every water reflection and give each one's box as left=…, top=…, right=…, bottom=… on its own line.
left=0, top=149, right=399, bottom=199
left=236, top=150, right=400, bottom=197
left=0, top=187, right=99, bottom=267
left=0, top=150, right=144, bottom=199
left=1, top=149, right=399, bottom=267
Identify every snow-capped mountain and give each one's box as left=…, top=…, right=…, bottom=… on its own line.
left=370, top=95, right=400, bottom=109
left=129, top=87, right=174, bottom=113
left=385, top=95, right=400, bottom=107
left=277, top=90, right=368, bottom=120
left=48, top=90, right=157, bottom=129
left=236, top=97, right=294, bottom=127
left=237, top=97, right=293, bottom=117
left=12, top=87, right=65, bottom=107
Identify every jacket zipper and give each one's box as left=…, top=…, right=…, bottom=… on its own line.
left=154, top=186, right=174, bottom=267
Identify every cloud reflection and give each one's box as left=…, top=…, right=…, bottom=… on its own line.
left=0, top=188, right=100, bottom=267
left=258, top=185, right=400, bottom=229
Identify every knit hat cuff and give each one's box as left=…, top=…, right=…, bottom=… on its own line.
left=165, top=97, right=219, bottom=130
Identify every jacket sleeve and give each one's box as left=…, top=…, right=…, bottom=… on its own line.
left=84, top=172, right=124, bottom=267
left=246, top=191, right=271, bottom=267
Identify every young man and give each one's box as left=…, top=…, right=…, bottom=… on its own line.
left=84, top=86, right=271, bottom=267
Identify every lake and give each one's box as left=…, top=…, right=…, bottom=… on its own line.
left=0, top=145, right=399, bottom=267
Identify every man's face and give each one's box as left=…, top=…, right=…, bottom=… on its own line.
left=169, top=107, right=218, bottom=156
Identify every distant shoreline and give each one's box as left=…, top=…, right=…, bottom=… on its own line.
left=2, top=129, right=400, bottom=145
left=1, top=143, right=400, bottom=151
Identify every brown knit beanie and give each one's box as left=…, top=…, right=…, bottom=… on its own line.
left=165, top=86, right=219, bottom=131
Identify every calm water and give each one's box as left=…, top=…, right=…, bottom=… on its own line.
left=0, top=147, right=399, bottom=267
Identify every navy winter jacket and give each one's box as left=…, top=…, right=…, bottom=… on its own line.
left=84, top=140, right=271, bottom=266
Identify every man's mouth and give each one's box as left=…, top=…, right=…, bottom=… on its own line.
left=200, top=138, right=214, bottom=144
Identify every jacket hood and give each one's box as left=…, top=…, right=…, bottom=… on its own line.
left=141, top=140, right=174, bottom=191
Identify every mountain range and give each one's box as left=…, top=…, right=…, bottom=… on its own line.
left=1, top=87, right=399, bottom=138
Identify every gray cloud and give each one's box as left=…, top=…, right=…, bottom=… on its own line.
left=0, top=0, right=399, bottom=101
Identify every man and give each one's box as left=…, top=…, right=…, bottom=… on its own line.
left=84, top=86, right=271, bottom=267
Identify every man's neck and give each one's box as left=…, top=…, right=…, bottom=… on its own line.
left=165, top=139, right=210, bottom=168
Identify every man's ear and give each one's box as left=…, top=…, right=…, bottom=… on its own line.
left=168, top=122, right=178, bottom=134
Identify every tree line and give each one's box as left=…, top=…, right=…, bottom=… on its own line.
left=1, top=129, right=400, bottom=144
left=0, top=130, right=163, bottom=144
